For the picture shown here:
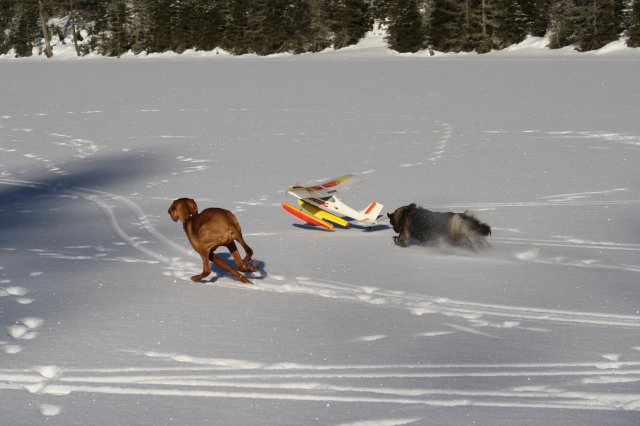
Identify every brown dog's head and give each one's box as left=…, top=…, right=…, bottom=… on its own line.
left=387, top=204, right=416, bottom=233
left=168, top=198, right=198, bottom=223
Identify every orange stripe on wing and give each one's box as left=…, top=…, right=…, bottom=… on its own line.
left=364, top=202, right=377, bottom=215
left=282, top=202, right=334, bottom=230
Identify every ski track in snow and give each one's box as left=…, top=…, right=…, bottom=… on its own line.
left=1, top=177, right=639, bottom=333
left=395, top=119, right=452, bottom=167
left=2, top=112, right=640, bottom=417
left=1, top=353, right=639, bottom=411
left=3, top=107, right=453, bottom=174
left=1, top=116, right=639, bottom=323
left=508, top=129, right=640, bottom=147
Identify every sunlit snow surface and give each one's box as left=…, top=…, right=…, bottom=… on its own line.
left=1, top=36, right=639, bottom=425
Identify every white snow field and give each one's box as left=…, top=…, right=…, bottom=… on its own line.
left=1, top=47, right=640, bottom=425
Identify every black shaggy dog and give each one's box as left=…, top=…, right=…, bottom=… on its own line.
left=387, top=203, right=491, bottom=249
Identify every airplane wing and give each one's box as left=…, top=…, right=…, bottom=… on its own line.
left=288, top=174, right=362, bottom=199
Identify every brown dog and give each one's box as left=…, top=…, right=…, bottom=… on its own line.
left=168, top=198, right=258, bottom=284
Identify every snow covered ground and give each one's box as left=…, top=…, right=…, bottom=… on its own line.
left=1, top=40, right=639, bottom=425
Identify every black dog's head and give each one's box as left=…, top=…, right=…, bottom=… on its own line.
left=387, top=208, right=403, bottom=233
left=387, top=203, right=416, bottom=233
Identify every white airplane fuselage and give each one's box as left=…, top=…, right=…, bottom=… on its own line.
left=288, top=193, right=381, bottom=225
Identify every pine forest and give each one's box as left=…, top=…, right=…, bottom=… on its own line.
left=1, top=0, right=639, bottom=58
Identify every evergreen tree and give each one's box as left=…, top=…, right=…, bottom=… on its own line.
left=144, top=0, right=173, bottom=53
left=429, top=0, right=463, bottom=51
left=248, top=0, right=289, bottom=54
left=171, top=0, right=197, bottom=52
left=329, top=0, right=371, bottom=49
left=3, top=0, right=638, bottom=57
left=282, top=0, right=314, bottom=53
left=0, top=0, right=15, bottom=54
left=518, top=0, right=551, bottom=37
left=369, top=0, right=393, bottom=23
left=463, top=0, right=486, bottom=52
left=8, top=0, right=39, bottom=57
left=86, top=0, right=110, bottom=53
left=194, top=0, right=227, bottom=52
left=103, top=0, right=130, bottom=56
left=475, top=0, right=494, bottom=53
left=490, top=0, right=528, bottom=49
left=628, top=0, right=640, bottom=46
left=225, top=0, right=250, bottom=53
left=303, top=0, right=331, bottom=51
left=574, top=0, right=622, bottom=51
left=387, top=0, right=425, bottom=52
left=548, top=0, right=579, bottom=48
left=421, top=0, right=436, bottom=40
left=129, top=0, right=151, bottom=54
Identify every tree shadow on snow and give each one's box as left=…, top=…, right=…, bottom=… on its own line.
left=0, top=152, right=167, bottom=332
left=0, top=152, right=163, bottom=268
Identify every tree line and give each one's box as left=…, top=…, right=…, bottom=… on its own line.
left=1, top=0, right=639, bottom=58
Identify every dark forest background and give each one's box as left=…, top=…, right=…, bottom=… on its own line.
left=1, top=0, right=639, bottom=57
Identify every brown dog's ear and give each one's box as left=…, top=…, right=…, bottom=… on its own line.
left=168, top=203, right=179, bottom=222
left=169, top=204, right=178, bottom=222
left=186, top=198, right=198, bottom=215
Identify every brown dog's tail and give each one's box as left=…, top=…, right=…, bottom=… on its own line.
left=461, top=210, right=491, bottom=236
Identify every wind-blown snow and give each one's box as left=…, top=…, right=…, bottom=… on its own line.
left=0, top=38, right=639, bottom=425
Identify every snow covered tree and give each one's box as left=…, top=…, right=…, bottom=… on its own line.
left=328, top=0, right=372, bottom=49
left=548, top=0, right=579, bottom=48
left=490, top=0, right=528, bottom=49
left=307, top=0, right=334, bottom=51
left=224, top=0, right=250, bottom=53
left=8, top=0, right=39, bottom=57
left=128, top=0, right=150, bottom=54
left=428, top=0, right=467, bottom=52
left=518, top=0, right=552, bottom=37
left=282, top=0, right=314, bottom=53
left=246, top=0, right=290, bottom=54
left=628, top=0, right=640, bottom=46
left=169, top=0, right=197, bottom=53
left=369, top=0, right=393, bottom=22
left=387, top=0, right=425, bottom=52
left=5, top=0, right=637, bottom=57
left=574, top=0, right=623, bottom=51
left=104, top=0, right=130, bottom=56
left=148, top=0, right=174, bottom=52
left=193, top=0, right=227, bottom=52
left=0, top=0, right=15, bottom=54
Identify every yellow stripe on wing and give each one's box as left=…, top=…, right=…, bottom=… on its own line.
left=298, top=199, right=349, bottom=227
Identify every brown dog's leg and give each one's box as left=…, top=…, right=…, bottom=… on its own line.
left=235, top=234, right=254, bottom=265
left=192, top=250, right=212, bottom=282
left=226, top=242, right=258, bottom=273
left=211, top=254, right=252, bottom=284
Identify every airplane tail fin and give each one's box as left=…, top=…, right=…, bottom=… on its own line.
left=359, top=202, right=384, bottom=225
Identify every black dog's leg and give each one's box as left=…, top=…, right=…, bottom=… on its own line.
left=393, top=228, right=411, bottom=247
left=393, top=213, right=413, bottom=247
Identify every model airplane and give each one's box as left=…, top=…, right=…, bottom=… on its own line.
left=282, top=174, right=384, bottom=230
